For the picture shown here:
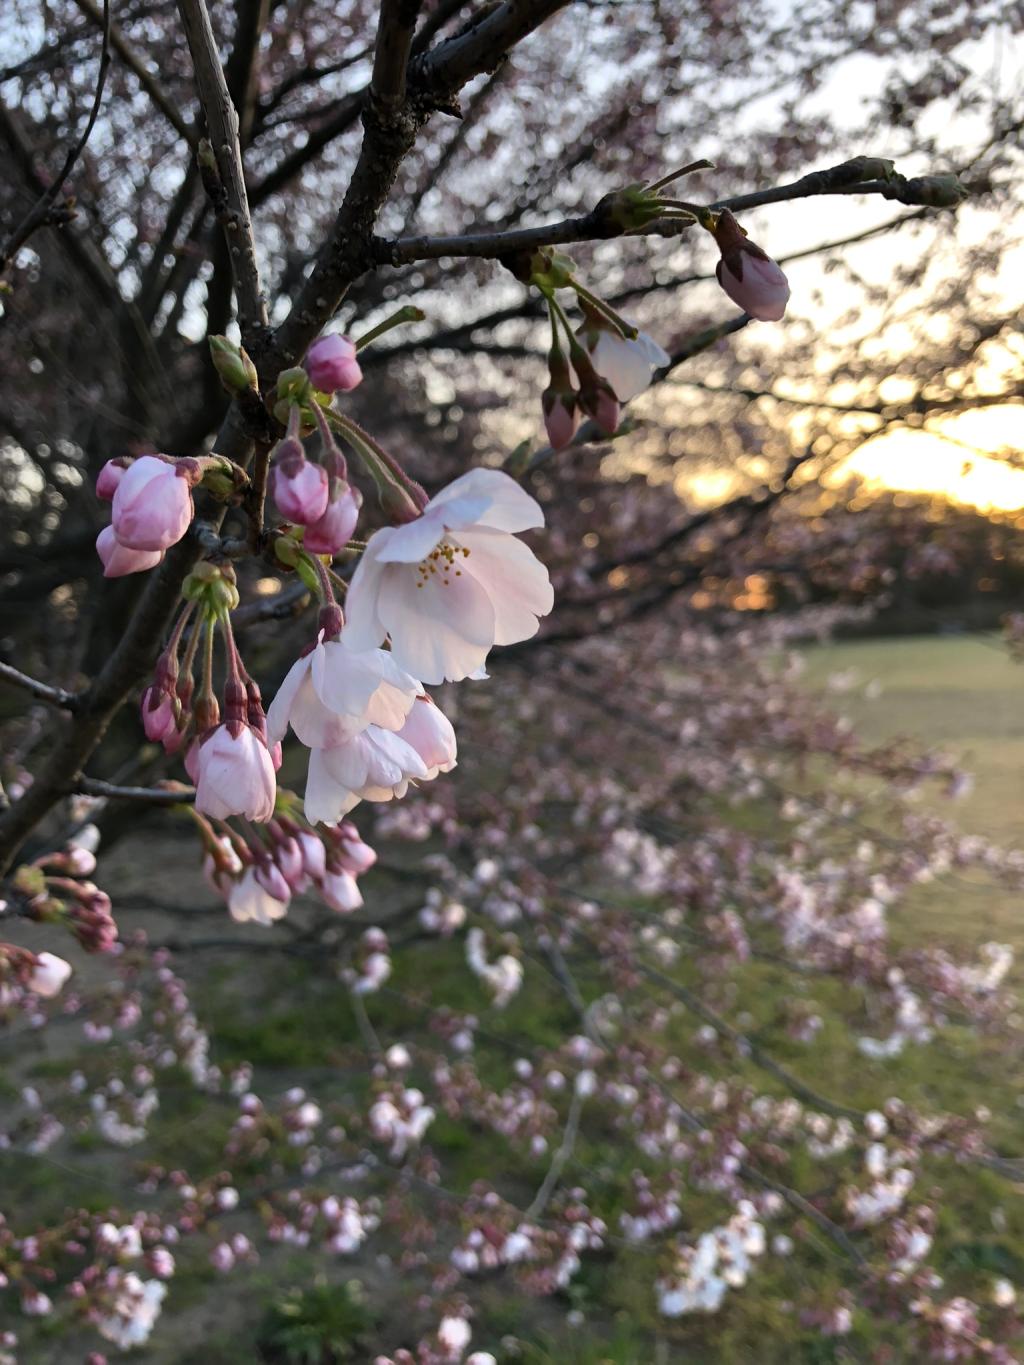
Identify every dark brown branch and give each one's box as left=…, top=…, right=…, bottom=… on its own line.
left=0, top=663, right=80, bottom=712
left=376, top=156, right=954, bottom=266
left=177, top=0, right=269, bottom=344
left=270, top=0, right=572, bottom=369
left=371, top=0, right=424, bottom=113
left=0, top=0, right=112, bottom=274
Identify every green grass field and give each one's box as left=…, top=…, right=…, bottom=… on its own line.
left=801, top=633, right=1024, bottom=948
left=6, top=634, right=1024, bottom=1362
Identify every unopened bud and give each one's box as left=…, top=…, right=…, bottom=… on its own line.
left=897, top=174, right=969, bottom=208
left=209, top=336, right=259, bottom=394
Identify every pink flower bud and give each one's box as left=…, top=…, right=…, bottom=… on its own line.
left=319, top=868, right=363, bottom=913
left=111, top=455, right=194, bottom=552
left=27, top=951, right=72, bottom=998
left=333, top=820, right=377, bottom=875
left=542, top=391, right=578, bottom=450
left=297, top=831, right=327, bottom=881
left=303, top=480, right=362, bottom=555
left=96, top=460, right=126, bottom=500
left=713, top=209, right=790, bottom=322
left=579, top=384, right=620, bottom=436
left=96, top=526, right=164, bottom=578
left=304, top=334, right=363, bottom=393
left=193, top=724, right=277, bottom=823
left=274, top=837, right=306, bottom=891
left=255, top=859, right=291, bottom=903
left=140, top=686, right=178, bottom=743
left=270, top=458, right=329, bottom=526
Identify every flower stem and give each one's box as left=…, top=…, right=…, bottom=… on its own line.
left=353, top=305, right=426, bottom=352
left=645, top=158, right=715, bottom=193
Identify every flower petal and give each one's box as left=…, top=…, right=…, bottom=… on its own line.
left=456, top=526, right=554, bottom=646
left=426, top=468, right=544, bottom=533
left=377, top=559, right=496, bottom=683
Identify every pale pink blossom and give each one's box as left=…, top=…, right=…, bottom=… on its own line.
left=96, top=526, right=164, bottom=578
left=713, top=209, right=790, bottom=321
left=542, top=391, right=578, bottom=449
left=194, top=724, right=276, bottom=822
left=227, top=868, right=289, bottom=926
left=111, top=455, right=194, bottom=552
left=270, top=457, right=329, bottom=526
left=396, top=696, right=457, bottom=780
left=268, top=635, right=419, bottom=750
left=345, top=468, right=553, bottom=683
left=27, top=952, right=73, bottom=998
left=297, top=831, right=327, bottom=881
left=305, top=334, right=363, bottom=393
left=139, top=686, right=177, bottom=743
left=303, top=479, right=362, bottom=555
left=584, top=328, right=670, bottom=402
left=96, top=460, right=126, bottom=500
left=319, top=868, right=363, bottom=913
left=437, top=1314, right=472, bottom=1360
left=304, top=727, right=429, bottom=823
left=332, top=821, right=377, bottom=874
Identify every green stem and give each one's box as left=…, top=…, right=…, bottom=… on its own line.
left=571, top=282, right=636, bottom=339
left=353, top=305, right=426, bottom=352
left=645, top=158, right=715, bottom=193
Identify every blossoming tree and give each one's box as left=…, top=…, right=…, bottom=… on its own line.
left=1, top=0, right=1023, bottom=1358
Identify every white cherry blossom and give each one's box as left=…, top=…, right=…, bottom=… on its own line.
left=344, top=468, right=553, bottom=683
left=267, top=634, right=420, bottom=749
left=304, top=727, right=430, bottom=823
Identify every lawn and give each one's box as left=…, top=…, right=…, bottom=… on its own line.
left=5, top=633, right=1024, bottom=1362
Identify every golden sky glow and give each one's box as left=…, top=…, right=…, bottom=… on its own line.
left=839, top=405, right=1024, bottom=512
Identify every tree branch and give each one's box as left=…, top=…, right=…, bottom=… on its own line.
left=0, top=0, right=112, bottom=274
left=69, top=0, right=197, bottom=148
left=0, top=663, right=79, bottom=712
left=375, top=156, right=957, bottom=266
left=177, top=0, right=269, bottom=344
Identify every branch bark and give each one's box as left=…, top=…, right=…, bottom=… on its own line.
left=177, top=0, right=269, bottom=344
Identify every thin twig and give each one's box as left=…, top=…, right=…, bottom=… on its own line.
left=73, top=778, right=195, bottom=804
left=176, top=0, right=268, bottom=343
left=0, top=0, right=112, bottom=273
left=0, top=662, right=80, bottom=711
left=69, top=0, right=196, bottom=147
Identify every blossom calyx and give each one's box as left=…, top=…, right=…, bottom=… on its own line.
left=182, top=561, right=239, bottom=615
left=594, top=184, right=667, bottom=233
left=196, top=455, right=249, bottom=502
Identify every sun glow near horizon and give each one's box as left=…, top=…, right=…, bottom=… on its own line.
left=838, top=405, right=1024, bottom=512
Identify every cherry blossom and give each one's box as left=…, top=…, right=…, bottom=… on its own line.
left=345, top=468, right=554, bottom=683
left=304, top=727, right=429, bottom=822
left=304, top=333, right=363, bottom=393
left=193, top=724, right=277, bottom=822
left=27, top=952, right=72, bottom=998
left=581, top=326, right=670, bottom=402
left=110, top=456, right=194, bottom=552
left=396, top=696, right=458, bottom=780
left=95, top=526, right=164, bottom=579
left=267, top=634, right=419, bottom=750
left=712, top=208, right=790, bottom=322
